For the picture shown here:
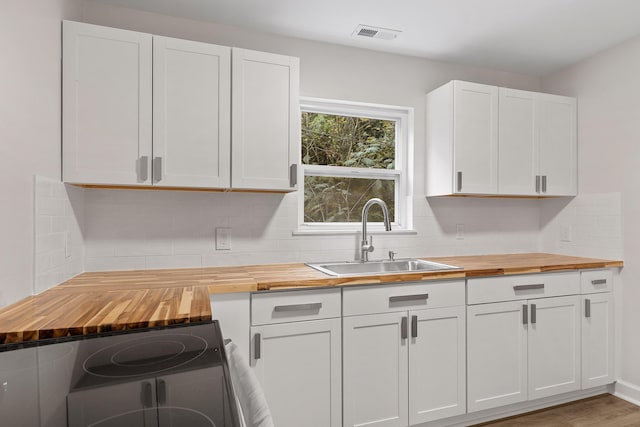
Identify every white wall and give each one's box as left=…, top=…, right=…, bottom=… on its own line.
left=0, top=0, right=82, bottom=308
left=75, top=2, right=544, bottom=271
left=542, top=35, right=640, bottom=394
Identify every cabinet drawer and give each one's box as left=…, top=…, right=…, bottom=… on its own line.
left=467, top=272, right=580, bottom=305
left=251, top=288, right=341, bottom=326
left=581, top=269, right=613, bottom=294
left=343, top=280, right=465, bottom=317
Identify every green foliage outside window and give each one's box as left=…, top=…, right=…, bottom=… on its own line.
left=302, top=112, right=397, bottom=223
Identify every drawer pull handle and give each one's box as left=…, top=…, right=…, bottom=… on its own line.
left=523, top=304, right=528, bottom=325
left=389, top=294, right=429, bottom=304
left=513, top=284, right=544, bottom=291
left=531, top=303, right=537, bottom=324
left=591, top=279, right=607, bottom=285
left=273, top=302, right=322, bottom=312
left=585, top=299, right=591, bottom=318
left=401, top=316, right=408, bottom=340
left=254, top=333, right=261, bottom=360
left=411, top=315, right=418, bottom=338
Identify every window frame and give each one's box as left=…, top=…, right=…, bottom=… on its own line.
left=297, top=97, right=414, bottom=234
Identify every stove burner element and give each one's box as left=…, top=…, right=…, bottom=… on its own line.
left=83, top=334, right=208, bottom=378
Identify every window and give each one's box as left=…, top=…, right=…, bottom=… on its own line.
left=298, top=98, right=413, bottom=232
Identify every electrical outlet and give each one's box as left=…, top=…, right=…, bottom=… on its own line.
left=456, top=224, right=464, bottom=240
left=560, top=225, right=573, bottom=242
left=216, top=228, right=232, bottom=250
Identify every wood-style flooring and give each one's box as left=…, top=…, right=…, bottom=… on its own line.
left=473, top=394, right=640, bottom=426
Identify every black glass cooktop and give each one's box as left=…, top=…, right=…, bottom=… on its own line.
left=70, top=322, right=224, bottom=390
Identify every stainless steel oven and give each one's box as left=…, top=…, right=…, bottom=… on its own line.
left=0, top=321, right=241, bottom=427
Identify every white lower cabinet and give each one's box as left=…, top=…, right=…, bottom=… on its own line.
left=250, top=289, right=341, bottom=427
left=467, top=274, right=582, bottom=413
left=581, top=270, right=615, bottom=389
left=527, top=295, right=581, bottom=399
left=343, top=281, right=466, bottom=427
left=581, top=293, right=614, bottom=388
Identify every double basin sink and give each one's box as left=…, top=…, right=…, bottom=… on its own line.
left=306, top=258, right=462, bottom=277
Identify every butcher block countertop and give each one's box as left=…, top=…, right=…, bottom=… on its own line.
left=0, top=253, right=623, bottom=345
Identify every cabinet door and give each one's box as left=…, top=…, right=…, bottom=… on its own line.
left=158, top=368, right=229, bottom=427
left=453, top=81, right=498, bottom=194
left=467, top=301, right=527, bottom=412
left=153, top=36, right=231, bottom=188
left=498, top=88, right=538, bottom=195
left=251, top=318, right=341, bottom=427
left=343, top=312, right=408, bottom=427
left=582, top=293, right=614, bottom=388
left=67, top=380, right=158, bottom=427
left=63, top=21, right=152, bottom=185
left=538, top=93, right=577, bottom=196
left=528, top=295, right=581, bottom=399
left=409, top=306, right=466, bottom=425
left=232, top=48, right=299, bottom=191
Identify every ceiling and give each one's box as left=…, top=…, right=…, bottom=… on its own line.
left=92, top=0, right=640, bottom=75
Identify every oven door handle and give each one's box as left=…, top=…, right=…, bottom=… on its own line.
left=157, top=378, right=167, bottom=405
left=141, top=381, right=154, bottom=407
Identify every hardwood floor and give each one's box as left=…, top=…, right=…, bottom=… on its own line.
left=473, top=394, right=640, bottom=426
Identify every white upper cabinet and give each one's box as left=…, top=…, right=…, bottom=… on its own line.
left=426, top=81, right=499, bottom=196
left=231, top=48, right=300, bottom=191
left=153, top=36, right=231, bottom=188
left=426, top=80, right=577, bottom=197
left=499, top=89, right=577, bottom=196
left=63, top=22, right=299, bottom=192
left=498, top=88, right=538, bottom=195
left=63, top=21, right=152, bottom=185
left=538, top=93, right=577, bottom=196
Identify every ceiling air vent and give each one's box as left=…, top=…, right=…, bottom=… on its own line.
left=352, top=24, right=401, bottom=41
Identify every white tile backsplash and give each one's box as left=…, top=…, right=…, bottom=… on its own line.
left=82, top=189, right=544, bottom=271
left=33, top=182, right=623, bottom=288
left=34, top=176, right=84, bottom=293
left=540, top=193, right=623, bottom=259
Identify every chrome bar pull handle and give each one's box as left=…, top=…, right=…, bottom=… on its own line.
left=141, top=381, right=153, bottom=407
left=290, top=164, right=298, bottom=187
left=457, top=171, right=463, bottom=192
left=153, top=157, right=163, bottom=183
left=523, top=304, right=528, bottom=325
left=531, top=304, right=537, bottom=324
left=542, top=175, right=547, bottom=193
left=591, top=279, right=607, bottom=285
left=401, top=316, right=408, bottom=340
left=157, top=379, right=167, bottom=405
left=411, top=315, right=418, bottom=338
left=585, top=299, right=591, bottom=318
left=513, top=284, right=544, bottom=291
left=535, top=175, right=541, bottom=193
left=254, top=333, right=261, bottom=360
left=139, top=156, right=149, bottom=182
left=389, top=294, right=429, bottom=304
left=274, top=303, right=322, bottom=312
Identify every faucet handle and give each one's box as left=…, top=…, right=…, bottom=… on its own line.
left=388, top=251, right=398, bottom=261
left=367, top=235, right=374, bottom=252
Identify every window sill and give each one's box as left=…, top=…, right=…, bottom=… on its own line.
left=292, top=228, right=417, bottom=237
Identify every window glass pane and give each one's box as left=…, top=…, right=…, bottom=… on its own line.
left=301, top=112, right=396, bottom=169
left=304, top=176, right=395, bottom=223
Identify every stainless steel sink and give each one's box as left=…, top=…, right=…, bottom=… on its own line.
left=306, top=259, right=462, bottom=277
